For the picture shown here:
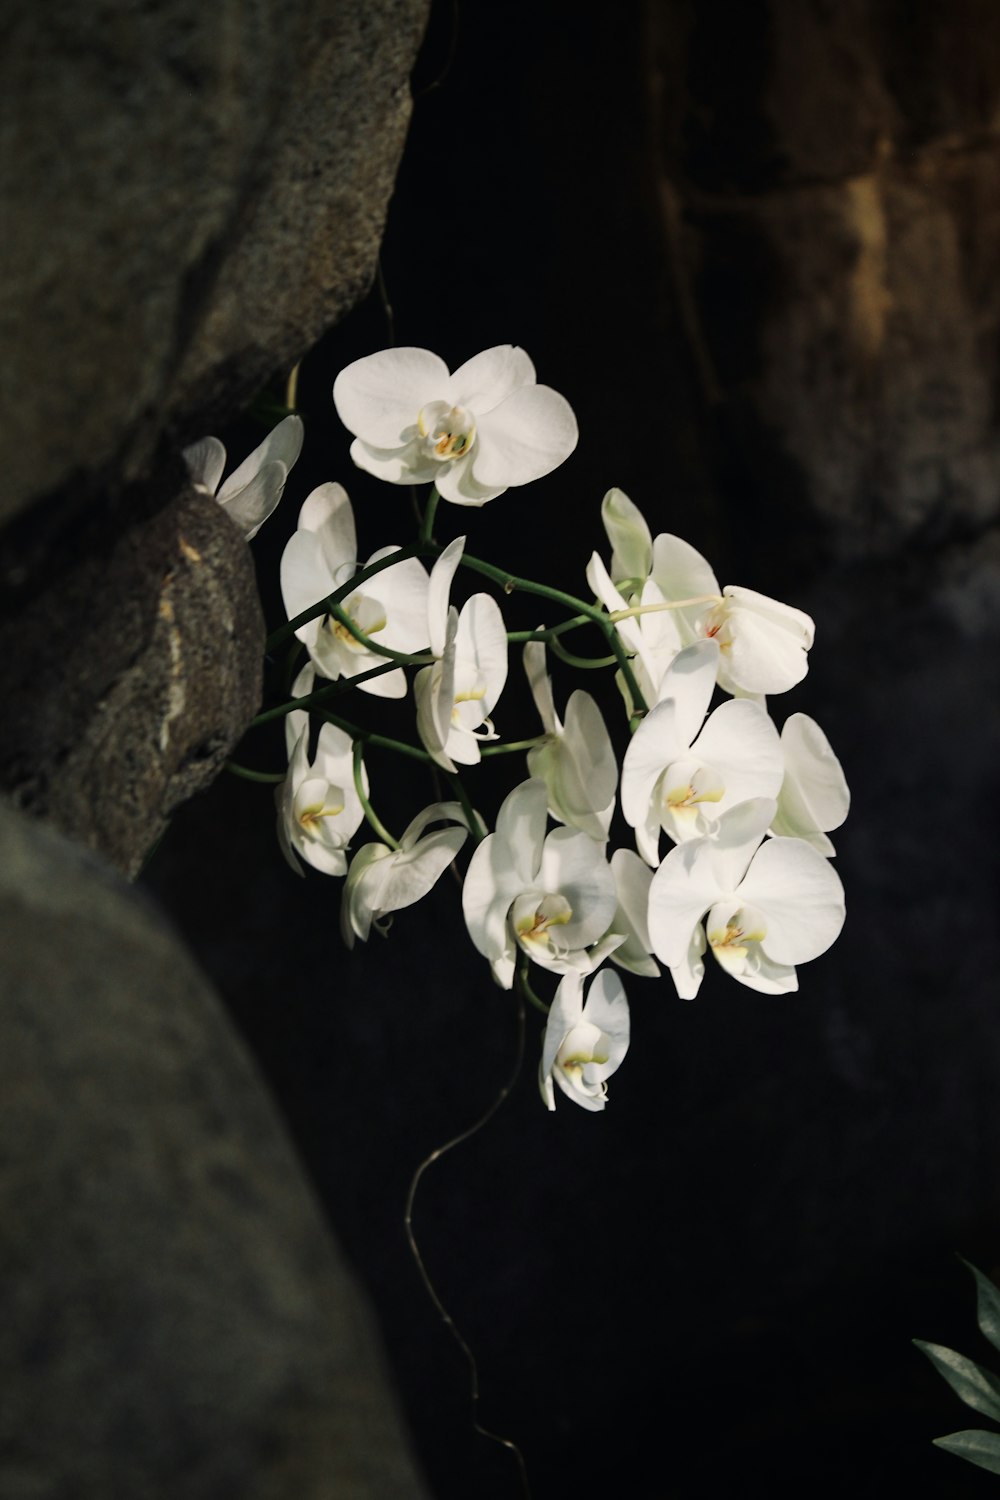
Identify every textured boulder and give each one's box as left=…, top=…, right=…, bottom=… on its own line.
left=0, top=0, right=429, bottom=527
left=0, top=479, right=265, bottom=878
left=0, top=801, right=430, bottom=1499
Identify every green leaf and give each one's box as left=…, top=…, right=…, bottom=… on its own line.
left=959, top=1257, right=1000, bottom=1355
left=934, top=1429, right=1000, bottom=1476
left=914, top=1340, right=1000, bottom=1422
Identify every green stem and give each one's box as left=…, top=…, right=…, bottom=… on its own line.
left=327, top=603, right=434, bottom=664
left=506, top=614, right=593, bottom=643
left=353, top=740, right=400, bottom=849
left=516, top=955, right=550, bottom=1016
left=418, top=484, right=441, bottom=547
left=265, top=545, right=421, bottom=652
left=443, top=771, right=487, bottom=843
left=548, top=638, right=616, bottom=670
left=250, top=661, right=404, bottom=727
left=479, top=738, right=542, bottom=757
left=320, top=711, right=434, bottom=765
left=457, top=552, right=649, bottom=714
left=226, top=762, right=286, bottom=784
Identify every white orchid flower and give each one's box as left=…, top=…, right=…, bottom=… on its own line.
left=415, top=537, right=509, bottom=770
left=184, top=414, right=304, bottom=540
left=770, top=713, right=850, bottom=856
left=539, top=969, right=630, bottom=1112
left=601, top=486, right=653, bottom=588
left=649, top=532, right=814, bottom=697
left=621, top=640, right=784, bottom=863
left=523, top=641, right=617, bottom=842
left=340, top=801, right=470, bottom=948
left=597, top=491, right=815, bottom=697
left=586, top=549, right=682, bottom=710
left=276, top=662, right=366, bottom=878
left=647, top=798, right=846, bottom=999
left=607, top=849, right=660, bottom=979
left=332, top=345, right=578, bottom=506
left=280, top=482, right=430, bottom=698
left=462, top=779, right=619, bottom=989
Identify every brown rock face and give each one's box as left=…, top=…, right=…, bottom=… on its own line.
left=649, top=0, right=1000, bottom=555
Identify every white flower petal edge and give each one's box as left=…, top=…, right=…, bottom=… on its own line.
left=340, top=801, right=471, bottom=948
left=183, top=414, right=304, bottom=540
left=770, top=713, right=850, bottom=855
left=539, top=969, right=630, bottom=1112
left=276, top=674, right=366, bottom=880
left=333, top=345, right=578, bottom=506
left=524, top=641, right=617, bottom=842
left=647, top=798, right=845, bottom=998
left=280, top=482, right=430, bottom=699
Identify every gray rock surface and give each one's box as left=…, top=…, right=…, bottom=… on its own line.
left=0, top=480, right=264, bottom=878
left=0, top=800, right=430, bottom=1499
left=0, top=0, right=429, bottom=527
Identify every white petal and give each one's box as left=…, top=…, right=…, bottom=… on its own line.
left=445, top=345, right=536, bottom=412
left=285, top=662, right=316, bottom=757
left=737, top=837, right=846, bottom=964
left=427, top=536, right=466, bottom=658
left=648, top=838, right=723, bottom=969
left=218, top=460, right=288, bottom=539
left=691, top=698, right=784, bottom=813
left=363, top=549, right=431, bottom=654
left=772, top=713, right=850, bottom=849
left=183, top=435, right=226, bottom=495
left=650, top=533, right=720, bottom=621
left=621, top=699, right=682, bottom=846
left=217, top=414, right=304, bottom=502
left=581, top=968, right=630, bottom=1075
left=373, top=827, right=468, bottom=915
left=455, top=592, right=508, bottom=712
left=668, top=923, right=707, bottom=1000
left=539, top=828, right=618, bottom=949
left=280, top=531, right=332, bottom=650
left=538, top=690, right=617, bottom=841
left=523, top=640, right=559, bottom=735
left=608, top=849, right=659, bottom=978
left=495, top=778, right=549, bottom=889
left=470, top=386, right=579, bottom=489
left=297, top=482, right=357, bottom=580
left=333, top=347, right=449, bottom=446
left=349, top=437, right=440, bottom=488
left=602, top=487, right=652, bottom=585
left=719, top=589, right=814, bottom=696
left=434, top=457, right=509, bottom=506
left=653, top=639, right=720, bottom=741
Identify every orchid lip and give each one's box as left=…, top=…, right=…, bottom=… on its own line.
left=418, top=400, right=477, bottom=462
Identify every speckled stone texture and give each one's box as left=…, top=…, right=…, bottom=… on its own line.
left=0, top=480, right=265, bottom=878
left=0, top=0, right=430, bottom=527
left=0, top=801, right=431, bottom=1500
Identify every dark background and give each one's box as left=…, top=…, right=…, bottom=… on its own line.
left=145, top=3, right=1000, bottom=1495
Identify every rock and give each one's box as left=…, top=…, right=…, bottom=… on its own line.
left=0, top=0, right=430, bottom=528
left=649, top=0, right=1000, bottom=555
left=0, top=800, right=430, bottom=1499
left=0, top=479, right=265, bottom=878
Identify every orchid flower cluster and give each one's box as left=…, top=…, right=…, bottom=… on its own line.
left=186, top=344, right=849, bottom=1115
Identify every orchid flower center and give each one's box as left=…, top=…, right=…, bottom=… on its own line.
left=293, top=780, right=345, bottom=837
left=707, top=902, right=768, bottom=976
left=698, top=601, right=734, bottom=652
left=325, top=591, right=387, bottom=651
left=418, top=400, right=476, bottom=462
left=662, top=759, right=725, bottom=811
left=510, top=891, right=573, bottom=956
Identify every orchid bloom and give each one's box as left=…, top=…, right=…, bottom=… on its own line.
left=280, top=482, right=430, bottom=698
left=340, top=802, right=470, bottom=948
left=621, top=640, right=784, bottom=863
left=599, top=489, right=815, bottom=697
left=523, top=640, right=617, bottom=842
left=770, top=713, right=850, bottom=856
left=607, top=849, right=660, bottom=979
left=647, top=798, right=846, bottom=998
left=462, top=778, right=620, bottom=989
left=183, top=414, right=304, bottom=540
left=586, top=549, right=682, bottom=711
left=415, top=537, right=509, bottom=770
left=539, top=969, right=630, bottom=1112
left=277, top=663, right=366, bottom=878
left=332, top=345, right=579, bottom=505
